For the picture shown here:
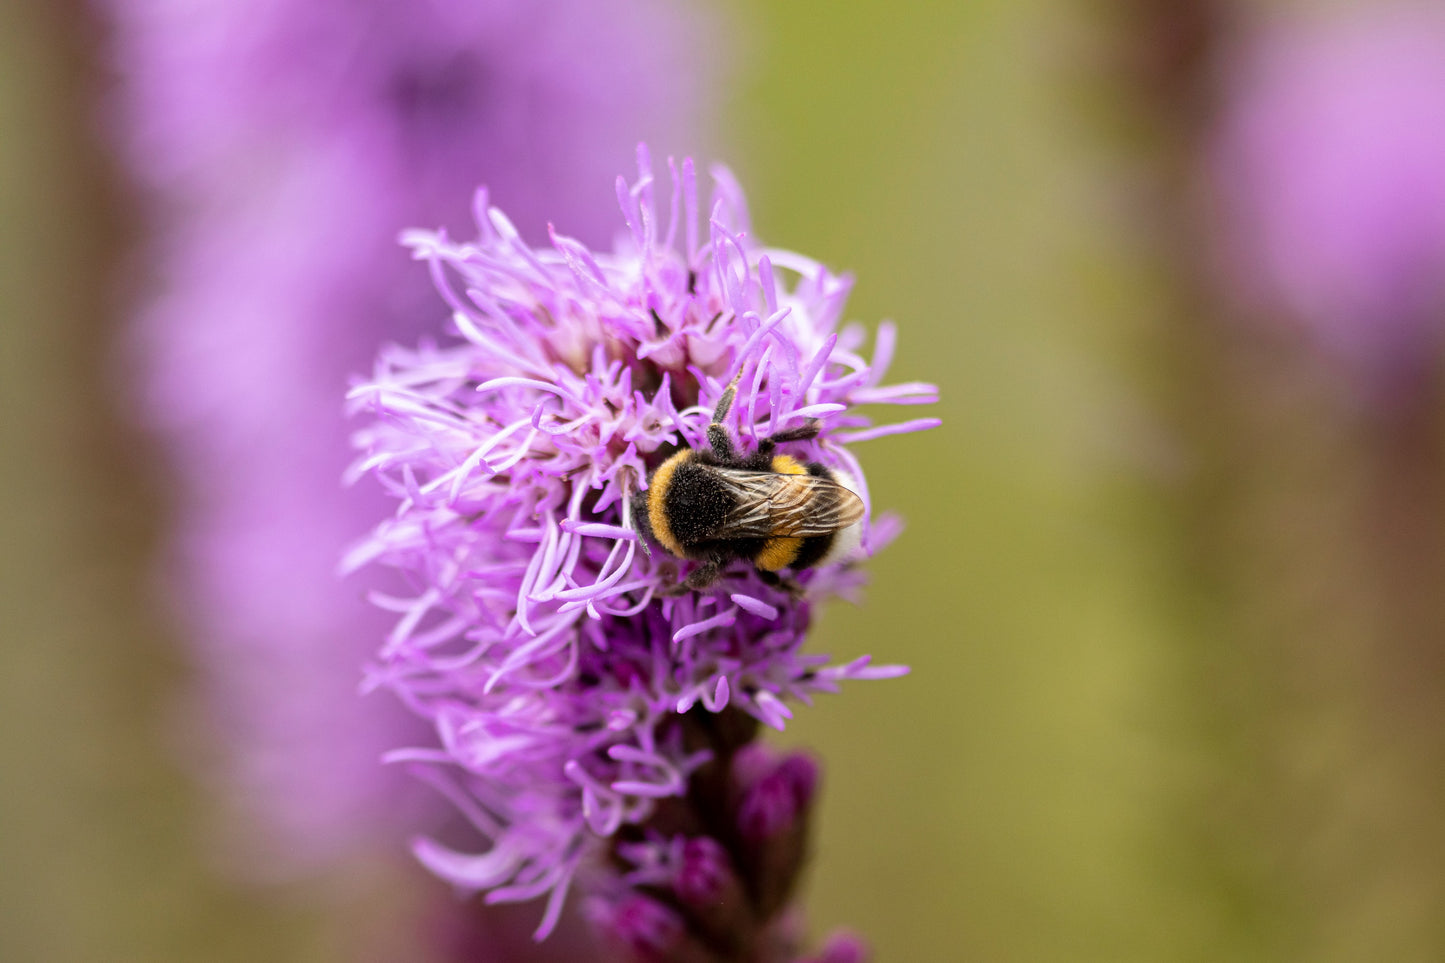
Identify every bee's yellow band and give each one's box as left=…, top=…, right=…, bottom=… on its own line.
left=757, top=536, right=803, bottom=571
left=752, top=454, right=809, bottom=569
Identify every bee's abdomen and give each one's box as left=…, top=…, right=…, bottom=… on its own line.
left=756, top=536, right=804, bottom=571
left=789, top=533, right=836, bottom=570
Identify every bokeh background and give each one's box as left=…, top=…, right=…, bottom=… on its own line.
left=7, top=0, right=1445, bottom=960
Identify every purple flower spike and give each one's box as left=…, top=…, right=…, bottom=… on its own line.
left=102, top=0, right=720, bottom=877
left=736, top=751, right=817, bottom=842
left=608, top=896, right=686, bottom=957
left=1212, top=6, right=1445, bottom=384
left=349, top=151, right=938, bottom=952
left=675, top=837, right=738, bottom=906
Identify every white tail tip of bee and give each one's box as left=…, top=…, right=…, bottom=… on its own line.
left=820, top=468, right=865, bottom=566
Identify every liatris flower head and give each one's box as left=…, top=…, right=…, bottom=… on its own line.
left=347, top=147, right=938, bottom=950
left=1211, top=4, right=1445, bottom=387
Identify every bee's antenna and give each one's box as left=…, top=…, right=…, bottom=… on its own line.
left=712, top=367, right=746, bottom=425
left=706, top=368, right=746, bottom=462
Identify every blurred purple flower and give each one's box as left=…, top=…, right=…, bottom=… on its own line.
left=1211, top=5, right=1445, bottom=380
left=346, top=149, right=937, bottom=948
left=100, top=0, right=722, bottom=873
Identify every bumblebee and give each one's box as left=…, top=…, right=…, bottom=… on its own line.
left=632, top=375, right=865, bottom=591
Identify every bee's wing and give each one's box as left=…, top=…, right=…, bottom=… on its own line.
left=709, top=468, right=866, bottom=539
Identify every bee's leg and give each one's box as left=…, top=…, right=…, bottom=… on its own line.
left=765, top=419, right=821, bottom=445
left=683, top=560, right=722, bottom=591
left=707, top=370, right=746, bottom=462
left=628, top=491, right=654, bottom=550
left=753, top=418, right=822, bottom=460
left=756, top=568, right=805, bottom=599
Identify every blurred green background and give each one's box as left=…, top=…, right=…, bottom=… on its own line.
left=7, top=0, right=1445, bottom=960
